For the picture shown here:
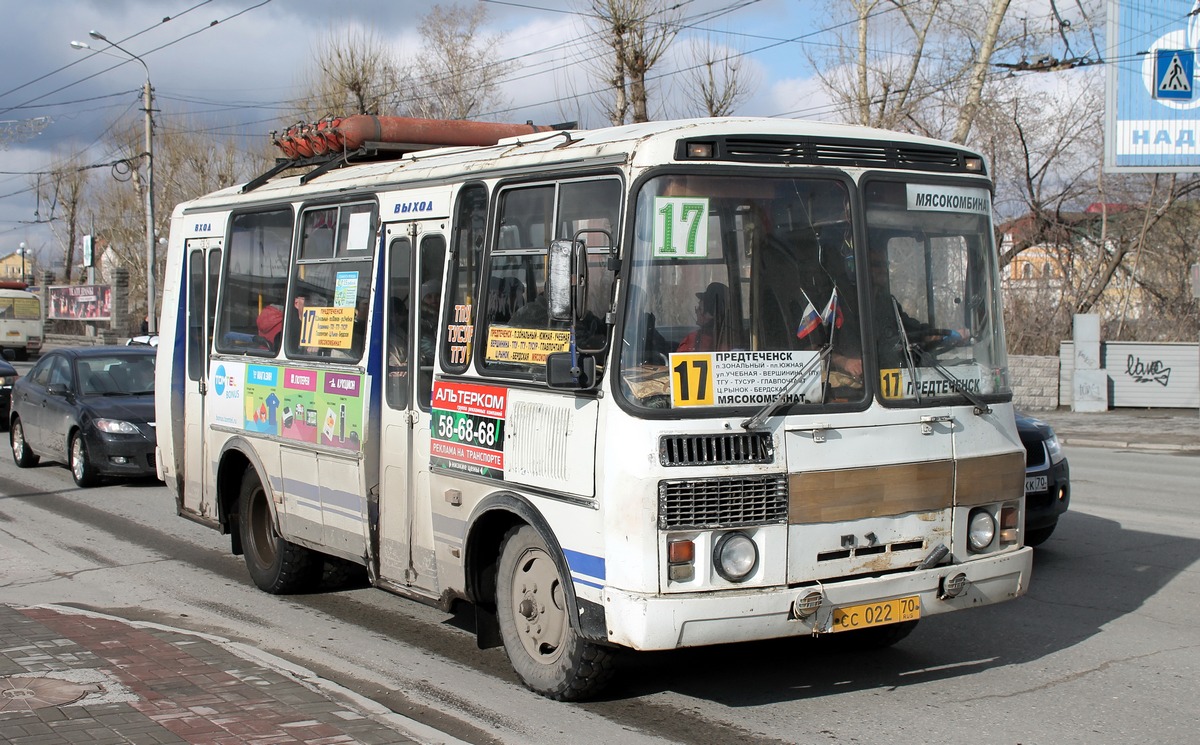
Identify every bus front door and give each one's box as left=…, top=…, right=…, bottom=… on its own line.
left=184, top=240, right=221, bottom=516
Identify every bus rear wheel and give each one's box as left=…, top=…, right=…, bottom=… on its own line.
left=238, top=468, right=320, bottom=594
left=495, top=525, right=615, bottom=700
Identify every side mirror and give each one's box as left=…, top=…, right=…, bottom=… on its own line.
left=546, top=239, right=585, bottom=323
left=1, top=349, right=15, bottom=361
left=46, top=383, right=70, bottom=397
left=545, top=351, right=596, bottom=390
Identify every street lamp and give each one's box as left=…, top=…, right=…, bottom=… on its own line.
left=71, top=30, right=157, bottom=334
left=17, top=241, right=26, bottom=285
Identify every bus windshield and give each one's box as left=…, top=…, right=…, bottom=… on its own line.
left=618, top=173, right=1010, bottom=412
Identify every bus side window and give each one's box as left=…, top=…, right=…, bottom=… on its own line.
left=286, top=202, right=377, bottom=362
left=416, top=234, right=446, bottom=409
left=215, top=209, right=293, bottom=356
left=443, top=183, right=488, bottom=373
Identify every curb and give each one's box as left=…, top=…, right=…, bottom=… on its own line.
left=1058, top=437, right=1194, bottom=452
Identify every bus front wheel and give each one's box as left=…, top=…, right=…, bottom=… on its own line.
left=238, top=468, right=320, bottom=594
left=495, top=525, right=615, bottom=700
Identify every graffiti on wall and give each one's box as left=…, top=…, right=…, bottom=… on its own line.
left=1125, top=355, right=1172, bottom=387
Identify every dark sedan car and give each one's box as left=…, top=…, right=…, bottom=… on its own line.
left=0, top=357, right=18, bottom=429
left=9, top=346, right=157, bottom=487
left=1015, top=411, right=1070, bottom=546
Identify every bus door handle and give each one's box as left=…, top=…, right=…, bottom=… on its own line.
left=799, top=422, right=831, bottom=443
left=920, top=414, right=953, bottom=435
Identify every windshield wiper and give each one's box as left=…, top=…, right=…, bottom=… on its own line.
left=891, top=297, right=922, bottom=406
left=741, top=344, right=832, bottom=431
left=892, top=297, right=990, bottom=415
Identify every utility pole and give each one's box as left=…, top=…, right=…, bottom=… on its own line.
left=71, top=31, right=156, bottom=334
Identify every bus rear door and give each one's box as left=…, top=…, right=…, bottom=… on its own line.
left=376, top=223, right=446, bottom=594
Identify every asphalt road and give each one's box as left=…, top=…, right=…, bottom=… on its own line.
left=1, top=425, right=1197, bottom=743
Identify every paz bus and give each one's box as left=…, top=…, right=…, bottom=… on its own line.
left=156, top=115, right=1032, bottom=700
left=0, top=282, right=43, bottom=360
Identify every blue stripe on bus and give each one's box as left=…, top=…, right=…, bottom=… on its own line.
left=563, top=549, right=605, bottom=581
left=572, top=577, right=605, bottom=590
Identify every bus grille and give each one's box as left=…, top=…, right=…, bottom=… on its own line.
left=659, top=432, right=773, bottom=466
left=702, top=137, right=971, bottom=173
left=658, top=475, right=789, bottom=530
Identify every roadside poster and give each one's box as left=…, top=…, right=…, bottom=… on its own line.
left=48, top=285, right=111, bottom=321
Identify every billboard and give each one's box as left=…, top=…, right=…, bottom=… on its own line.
left=1105, top=0, right=1200, bottom=171
left=49, top=285, right=111, bottom=321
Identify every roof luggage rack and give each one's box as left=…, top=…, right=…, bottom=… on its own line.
left=240, top=115, right=574, bottom=194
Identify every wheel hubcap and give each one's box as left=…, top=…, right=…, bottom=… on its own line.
left=509, top=547, right=567, bottom=663
left=248, top=487, right=277, bottom=567
left=71, top=440, right=83, bottom=479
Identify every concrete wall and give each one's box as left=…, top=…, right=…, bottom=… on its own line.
left=1061, top=340, right=1200, bottom=409
left=1009, top=354, right=1061, bottom=411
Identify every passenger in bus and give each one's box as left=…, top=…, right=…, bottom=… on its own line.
left=867, top=250, right=969, bottom=366
left=256, top=300, right=285, bottom=351
left=676, top=282, right=730, bottom=352
left=387, top=296, right=409, bottom=405
left=418, top=280, right=440, bottom=366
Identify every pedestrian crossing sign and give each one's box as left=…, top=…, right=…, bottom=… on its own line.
left=1155, top=49, right=1194, bottom=100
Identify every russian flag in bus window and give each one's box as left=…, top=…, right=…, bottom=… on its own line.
left=822, top=288, right=843, bottom=329
left=796, top=299, right=822, bottom=340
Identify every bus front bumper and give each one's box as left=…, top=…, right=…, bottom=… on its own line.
left=601, top=546, right=1032, bottom=650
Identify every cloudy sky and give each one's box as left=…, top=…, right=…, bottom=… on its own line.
left=0, top=0, right=1090, bottom=265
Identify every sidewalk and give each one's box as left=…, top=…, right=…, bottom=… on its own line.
left=1029, top=407, right=1200, bottom=452
left=0, top=604, right=464, bottom=745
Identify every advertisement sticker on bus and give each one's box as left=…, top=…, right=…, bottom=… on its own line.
left=320, top=372, right=363, bottom=449
left=210, top=361, right=245, bottom=427
left=244, top=364, right=281, bottom=434
left=431, top=380, right=507, bottom=480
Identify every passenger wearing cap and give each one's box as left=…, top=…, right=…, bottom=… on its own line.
left=256, top=299, right=285, bottom=350
left=677, top=281, right=730, bottom=352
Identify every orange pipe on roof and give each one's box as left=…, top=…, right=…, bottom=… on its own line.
left=331, top=115, right=556, bottom=150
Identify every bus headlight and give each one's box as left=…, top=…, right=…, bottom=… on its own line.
left=713, top=531, right=757, bottom=582
left=967, top=509, right=996, bottom=552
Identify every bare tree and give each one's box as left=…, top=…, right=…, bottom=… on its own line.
left=293, top=27, right=404, bottom=120
left=402, top=3, right=515, bottom=120
left=92, top=112, right=258, bottom=330
left=950, top=0, right=1011, bottom=144
left=33, top=156, right=90, bottom=283
left=808, top=0, right=1030, bottom=140
left=678, top=34, right=756, bottom=118
left=584, top=0, right=683, bottom=125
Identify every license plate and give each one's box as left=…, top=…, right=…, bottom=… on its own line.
left=831, top=596, right=920, bottom=632
left=1025, top=474, right=1048, bottom=494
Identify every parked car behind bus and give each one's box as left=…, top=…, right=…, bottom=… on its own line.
left=1015, top=411, right=1070, bottom=546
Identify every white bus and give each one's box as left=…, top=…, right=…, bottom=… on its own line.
left=0, top=283, right=43, bottom=360
left=157, top=115, right=1032, bottom=700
